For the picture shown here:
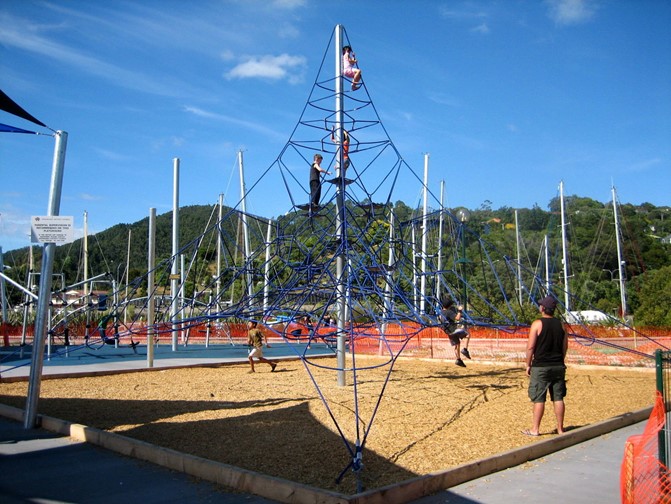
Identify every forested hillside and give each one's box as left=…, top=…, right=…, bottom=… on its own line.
left=2, top=197, right=670, bottom=326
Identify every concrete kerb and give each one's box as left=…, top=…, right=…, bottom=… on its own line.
left=0, top=402, right=651, bottom=504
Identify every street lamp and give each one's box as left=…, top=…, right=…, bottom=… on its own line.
left=456, top=209, right=470, bottom=310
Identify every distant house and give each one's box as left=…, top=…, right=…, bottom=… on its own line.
left=51, top=289, right=108, bottom=309
left=661, top=234, right=671, bottom=245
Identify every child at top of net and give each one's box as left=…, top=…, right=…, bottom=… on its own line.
left=342, top=45, right=362, bottom=91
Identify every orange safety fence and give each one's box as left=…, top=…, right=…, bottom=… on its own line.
left=2, top=320, right=671, bottom=367
left=621, top=390, right=671, bottom=503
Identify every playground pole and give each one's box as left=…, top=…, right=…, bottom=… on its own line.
left=335, top=24, right=347, bottom=387
left=147, top=208, right=156, bottom=367
left=170, top=159, right=180, bottom=351
left=435, top=181, right=445, bottom=301
left=420, top=154, right=429, bottom=314
left=25, top=130, right=68, bottom=429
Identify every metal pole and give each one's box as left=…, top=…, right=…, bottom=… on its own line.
left=457, top=209, right=470, bottom=309
left=0, top=247, right=7, bottom=327
left=124, top=228, right=131, bottom=324
left=171, top=158, right=180, bottom=351
left=216, top=193, right=223, bottom=310
left=420, top=154, right=429, bottom=315
left=335, top=24, right=347, bottom=387
left=435, top=181, right=444, bottom=301
left=25, top=130, right=68, bottom=429
left=83, top=210, right=90, bottom=340
left=560, top=181, right=570, bottom=311
left=238, top=151, right=253, bottom=307
left=411, top=224, right=418, bottom=311
left=544, top=235, right=550, bottom=292
left=515, top=209, right=523, bottom=305
left=381, top=208, right=395, bottom=347
left=180, top=254, right=185, bottom=344
left=205, top=292, right=212, bottom=348
left=612, top=185, right=628, bottom=318
left=461, top=222, right=467, bottom=309
left=147, top=208, right=156, bottom=367
left=20, top=268, right=34, bottom=347
left=263, top=219, right=272, bottom=315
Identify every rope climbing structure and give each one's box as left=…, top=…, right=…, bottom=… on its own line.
left=5, top=24, right=669, bottom=493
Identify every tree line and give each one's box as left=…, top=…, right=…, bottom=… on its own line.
left=2, top=197, right=670, bottom=327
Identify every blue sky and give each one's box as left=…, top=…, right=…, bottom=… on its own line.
left=1, top=0, right=669, bottom=252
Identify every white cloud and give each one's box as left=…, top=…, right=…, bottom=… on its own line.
left=183, top=106, right=285, bottom=140
left=439, top=6, right=488, bottom=20
left=439, top=5, right=490, bottom=34
left=278, top=23, right=300, bottom=39
left=79, top=193, right=102, bottom=201
left=546, top=0, right=596, bottom=25
left=225, top=54, right=307, bottom=84
left=170, top=136, right=185, bottom=148
left=471, top=22, right=490, bottom=34
left=220, top=49, right=236, bottom=62
left=93, top=148, right=132, bottom=162
left=626, top=158, right=662, bottom=173
left=427, top=92, right=462, bottom=108
left=0, top=206, right=32, bottom=250
left=0, top=13, right=185, bottom=98
left=273, top=0, right=306, bottom=8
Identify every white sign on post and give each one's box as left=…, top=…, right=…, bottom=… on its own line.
left=31, top=216, right=74, bottom=244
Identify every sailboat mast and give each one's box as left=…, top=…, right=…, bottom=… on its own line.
left=612, top=185, right=627, bottom=318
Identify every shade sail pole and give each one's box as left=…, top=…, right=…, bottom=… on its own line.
left=24, top=130, right=68, bottom=429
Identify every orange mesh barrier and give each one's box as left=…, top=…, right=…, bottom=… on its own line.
left=2, top=321, right=671, bottom=367
left=621, top=391, right=671, bottom=503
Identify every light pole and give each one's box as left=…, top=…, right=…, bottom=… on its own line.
left=456, top=209, right=470, bottom=310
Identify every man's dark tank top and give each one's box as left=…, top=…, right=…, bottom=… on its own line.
left=532, top=317, right=565, bottom=367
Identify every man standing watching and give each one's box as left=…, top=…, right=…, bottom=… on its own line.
left=523, top=295, right=568, bottom=436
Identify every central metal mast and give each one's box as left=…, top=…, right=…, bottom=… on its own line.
left=335, top=24, right=348, bottom=387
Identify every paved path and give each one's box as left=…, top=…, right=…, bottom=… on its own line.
left=0, top=413, right=640, bottom=504
left=0, top=415, right=279, bottom=504
left=412, top=421, right=639, bottom=503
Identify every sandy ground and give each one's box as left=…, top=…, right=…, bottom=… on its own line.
left=0, top=356, right=655, bottom=494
